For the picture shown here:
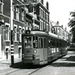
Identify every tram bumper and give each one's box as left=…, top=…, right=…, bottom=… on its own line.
left=22, top=55, right=40, bottom=65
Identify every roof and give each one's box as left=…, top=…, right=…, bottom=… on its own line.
left=22, top=31, right=66, bottom=42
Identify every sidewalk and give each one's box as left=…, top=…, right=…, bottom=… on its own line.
left=0, top=56, right=21, bottom=72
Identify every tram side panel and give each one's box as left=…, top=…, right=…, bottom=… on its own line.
left=47, top=48, right=52, bottom=62
left=37, top=37, right=48, bottom=65
left=43, top=38, right=48, bottom=64
left=33, top=37, right=48, bottom=65
left=60, top=41, right=67, bottom=56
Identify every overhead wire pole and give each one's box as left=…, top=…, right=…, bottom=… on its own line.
left=10, top=0, right=14, bottom=65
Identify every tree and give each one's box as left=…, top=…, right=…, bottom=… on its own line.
left=68, top=11, right=75, bottom=43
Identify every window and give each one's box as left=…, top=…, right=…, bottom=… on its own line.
left=46, top=13, right=48, bottom=22
left=4, top=25, right=10, bottom=41
left=24, top=36, right=32, bottom=48
left=33, top=0, right=37, bottom=2
left=0, top=3, right=2, bottom=13
left=26, top=21, right=28, bottom=30
left=39, top=7, right=41, bottom=16
left=44, top=38, right=48, bottom=48
left=44, top=11, right=45, bottom=19
left=21, top=0, right=24, bottom=2
left=57, top=41, right=60, bottom=48
left=43, top=10, right=45, bottom=19
left=46, top=24, right=48, bottom=31
left=39, top=37, right=43, bottom=48
left=33, top=36, right=38, bottom=48
left=16, top=7, right=19, bottom=20
left=40, top=8, right=43, bottom=17
left=13, top=26, right=17, bottom=42
left=40, top=21, right=42, bottom=30
left=43, top=22, right=45, bottom=30
left=19, top=27, right=22, bottom=42
left=43, top=10, right=44, bottom=18
left=21, top=8, right=24, bottom=21
left=40, top=20, right=43, bottom=30
left=50, top=39, right=56, bottom=48
left=22, top=28, right=25, bottom=33
left=28, top=22, right=32, bottom=30
left=39, top=7, right=43, bottom=17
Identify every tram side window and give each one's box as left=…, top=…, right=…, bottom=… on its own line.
left=48, top=40, right=52, bottom=48
left=57, top=41, right=61, bottom=48
left=24, top=36, right=32, bottom=48
left=57, top=42, right=58, bottom=47
left=50, top=39, right=55, bottom=48
left=33, top=36, right=38, bottom=48
left=39, top=38, right=43, bottom=48
left=60, top=43, right=61, bottom=48
left=44, top=38, right=48, bottom=48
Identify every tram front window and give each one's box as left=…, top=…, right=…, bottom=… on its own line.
left=33, top=36, right=38, bottom=48
left=24, top=36, right=32, bottom=48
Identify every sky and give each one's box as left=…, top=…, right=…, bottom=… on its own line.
left=44, top=0, right=75, bottom=31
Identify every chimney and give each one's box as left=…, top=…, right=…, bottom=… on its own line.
left=61, top=25, right=63, bottom=28
left=56, top=21, right=59, bottom=26
left=46, top=2, right=49, bottom=10
left=65, top=27, right=67, bottom=31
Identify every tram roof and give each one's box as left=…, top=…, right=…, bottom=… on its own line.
left=22, top=31, right=66, bottom=42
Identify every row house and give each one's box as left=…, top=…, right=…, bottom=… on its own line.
left=50, top=21, right=69, bottom=42
left=25, top=0, right=50, bottom=33
left=0, top=0, right=33, bottom=59
left=0, top=0, right=50, bottom=59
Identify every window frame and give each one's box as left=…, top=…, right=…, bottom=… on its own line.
left=14, top=25, right=18, bottom=42
left=4, top=23, right=10, bottom=42
left=15, top=6, right=19, bottom=21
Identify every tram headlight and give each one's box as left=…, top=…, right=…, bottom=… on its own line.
left=34, top=50, right=37, bottom=53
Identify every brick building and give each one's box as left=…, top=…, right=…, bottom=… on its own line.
left=25, top=0, right=50, bottom=32
left=50, top=21, right=69, bottom=42
left=0, top=0, right=50, bottom=59
left=0, top=0, right=28, bottom=59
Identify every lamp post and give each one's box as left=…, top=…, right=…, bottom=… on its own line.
left=10, top=0, right=14, bottom=65
left=10, top=0, right=26, bottom=65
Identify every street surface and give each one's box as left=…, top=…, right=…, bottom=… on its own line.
left=0, top=51, right=75, bottom=75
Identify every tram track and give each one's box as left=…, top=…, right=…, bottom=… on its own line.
left=5, top=69, right=20, bottom=75
left=4, top=68, right=42, bottom=75
left=3, top=64, right=46, bottom=75
left=28, top=64, right=48, bottom=75
left=28, top=68, right=42, bottom=75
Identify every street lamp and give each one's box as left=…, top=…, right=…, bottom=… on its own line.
left=10, top=0, right=29, bottom=65
left=10, top=0, right=14, bottom=65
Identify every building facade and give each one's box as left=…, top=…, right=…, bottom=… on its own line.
left=0, top=0, right=28, bottom=59
left=0, top=0, right=50, bottom=59
left=50, top=21, right=70, bottom=42
left=0, top=0, right=70, bottom=60
left=25, top=0, right=50, bottom=32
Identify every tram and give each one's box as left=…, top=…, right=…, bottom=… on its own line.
left=22, top=30, right=67, bottom=65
